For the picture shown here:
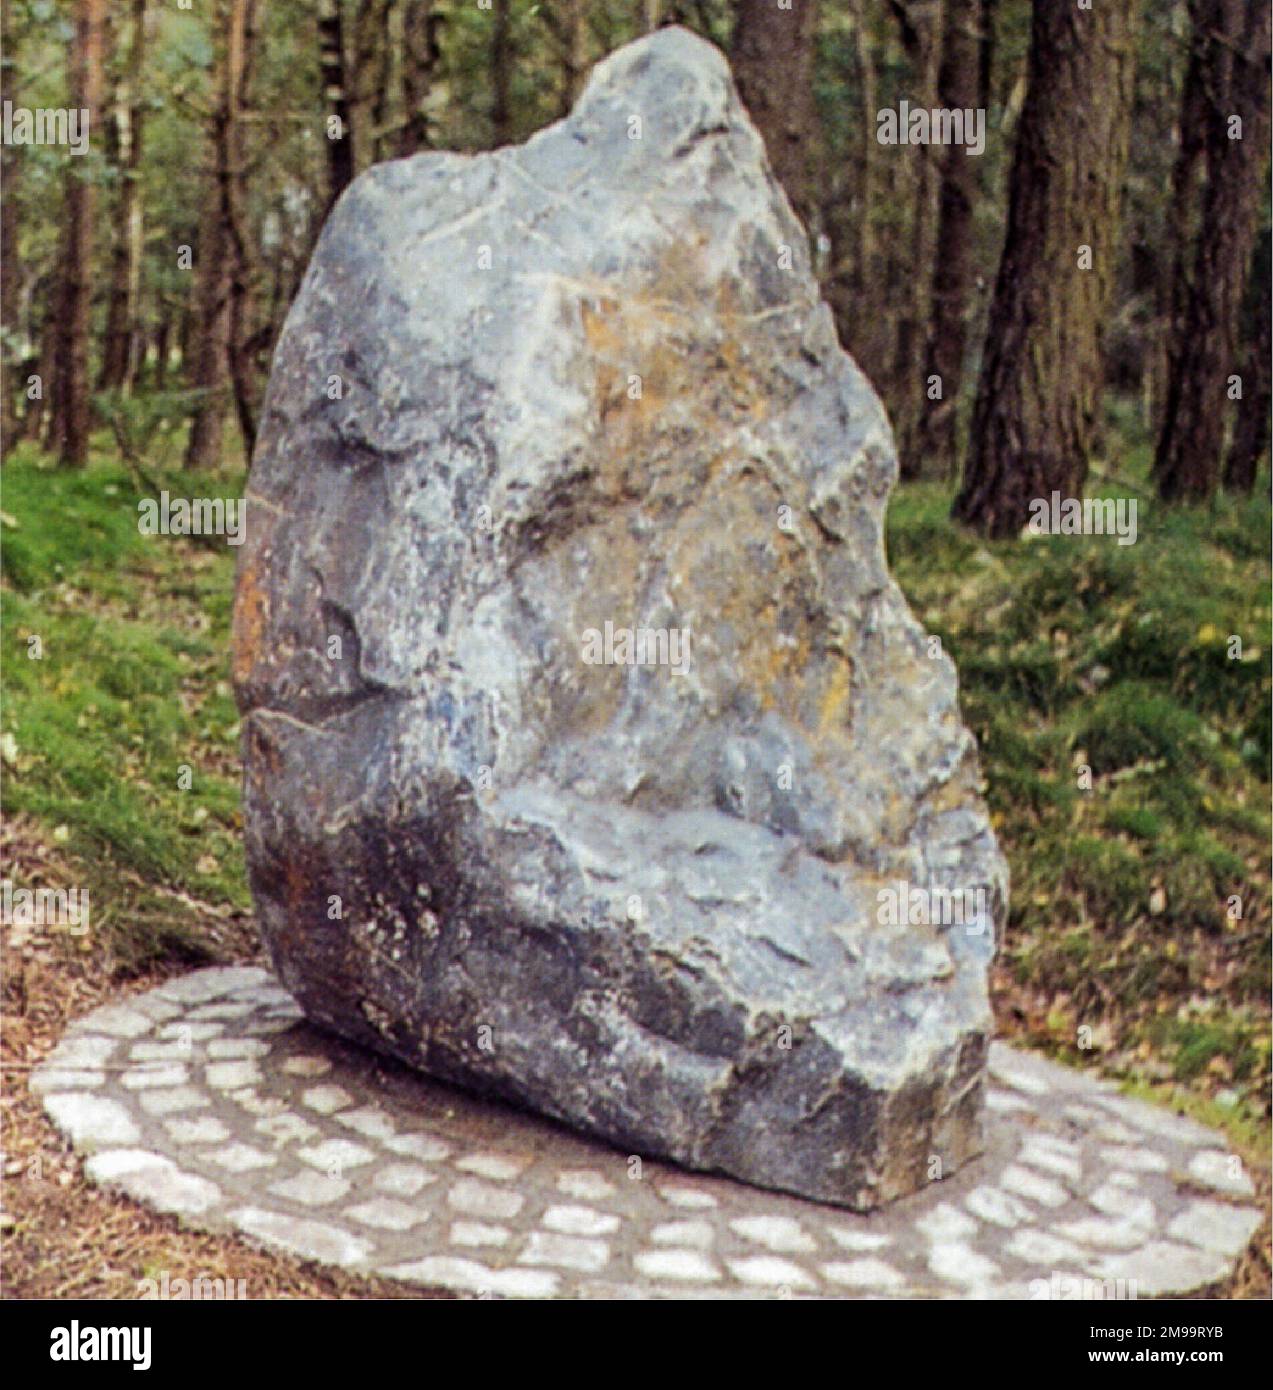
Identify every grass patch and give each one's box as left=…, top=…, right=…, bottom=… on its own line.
left=1, top=438, right=248, bottom=972
left=887, top=448, right=1271, bottom=1141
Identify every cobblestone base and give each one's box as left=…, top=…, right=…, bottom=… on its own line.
left=35, top=967, right=1263, bottom=1299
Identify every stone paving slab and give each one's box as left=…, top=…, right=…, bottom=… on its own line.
left=35, top=968, right=1264, bottom=1300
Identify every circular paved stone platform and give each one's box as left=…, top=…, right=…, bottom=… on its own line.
left=35, top=967, right=1263, bottom=1299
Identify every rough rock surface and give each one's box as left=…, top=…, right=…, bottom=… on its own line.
left=233, top=26, right=1008, bottom=1209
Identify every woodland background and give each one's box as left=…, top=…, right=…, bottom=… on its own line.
left=1, top=0, right=1269, bottom=513
left=0, top=1, right=1269, bottom=1297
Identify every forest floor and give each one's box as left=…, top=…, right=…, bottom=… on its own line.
left=1, top=423, right=1269, bottom=1298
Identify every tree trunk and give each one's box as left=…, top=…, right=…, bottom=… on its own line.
left=0, top=0, right=19, bottom=450
left=350, top=0, right=386, bottom=171
left=845, top=0, right=884, bottom=383
left=399, top=1, right=439, bottom=156
left=99, top=0, right=147, bottom=394
left=913, top=0, right=982, bottom=480
left=153, top=308, right=171, bottom=391
left=319, top=0, right=354, bottom=211
left=27, top=302, right=55, bottom=442
left=1224, top=236, right=1271, bottom=493
left=225, top=0, right=261, bottom=455
left=1155, top=0, right=1271, bottom=502
left=892, top=0, right=945, bottom=478
left=537, top=1, right=594, bottom=135
left=953, top=0, right=1139, bottom=537
left=978, top=0, right=995, bottom=110
left=185, top=0, right=253, bottom=471
left=1155, top=0, right=1210, bottom=434
left=50, top=0, right=106, bottom=467
left=492, top=0, right=512, bottom=146
left=732, top=0, right=821, bottom=231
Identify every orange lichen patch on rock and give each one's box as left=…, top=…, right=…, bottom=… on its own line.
left=923, top=762, right=979, bottom=816
left=284, top=853, right=310, bottom=921
left=579, top=291, right=690, bottom=505
left=232, top=552, right=270, bottom=690
left=816, top=654, right=854, bottom=736
left=659, top=474, right=833, bottom=725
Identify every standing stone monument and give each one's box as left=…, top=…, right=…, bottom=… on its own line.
left=233, top=27, right=1007, bottom=1210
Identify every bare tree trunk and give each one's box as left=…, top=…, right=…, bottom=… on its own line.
left=178, top=301, right=192, bottom=379
left=978, top=0, right=995, bottom=110
left=184, top=172, right=229, bottom=469
left=350, top=0, right=386, bottom=170
left=732, top=0, right=821, bottom=231
left=914, top=0, right=982, bottom=479
left=399, top=0, right=440, bottom=156
left=370, top=0, right=394, bottom=163
left=99, top=0, right=147, bottom=394
left=225, top=0, right=261, bottom=455
left=50, top=0, right=106, bottom=467
left=1155, top=0, right=1271, bottom=502
left=153, top=308, right=171, bottom=391
left=850, top=0, right=881, bottom=380
left=185, top=0, right=253, bottom=471
left=1155, top=0, right=1210, bottom=434
left=953, top=0, right=1139, bottom=537
left=0, top=0, right=19, bottom=449
left=319, top=0, right=354, bottom=210
left=1224, top=237, right=1271, bottom=493
left=892, top=0, right=945, bottom=478
left=492, top=0, right=512, bottom=146
left=27, top=302, right=54, bottom=442
left=564, top=0, right=589, bottom=109
left=825, top=0, right=892, bottom=391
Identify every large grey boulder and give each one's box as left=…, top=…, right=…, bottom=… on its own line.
left=234, top=26, right=1007, bottom=1209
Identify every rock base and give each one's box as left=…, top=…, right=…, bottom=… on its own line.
left=36, top=969, right=1263, bottom=1300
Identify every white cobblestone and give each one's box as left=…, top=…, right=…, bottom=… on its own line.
left=634, top=1248, right=721, bottom=1282
left=447, top=1178, right=524, bottom=1221
left=384, top=1133, right=450, bottom=1162
left=650, top=1220, right=715, bottom=1249
left=281, top=1054, right=332, bottom=1077
left=1000, top=1164, right=1069, bottom=1208
left=298, top=1138, right=376, bottom=1173
left=206, top=1061, right=263, bottom=1090
left=450, top=1221, right=511, bottom=1248
left=728, top=1256, right=816, bottom=1290
left=44, top=1094, right=139, bottom=1147
left=233, top=1207, right=372, bottom=1266
left=138, top=1086, right=210, bottom=1115
left=1166, top=1200, right=1261, bottom=1255
left=541, top=1205, right=620, bottom=1237
left=823, top=1258, right=905, bottom=1290
left=208, top=1143, right=277, bottom=1173
left=301, top=1085, right=353, bottom=1115
left=557, top=1170, right=616, bottom=1201
left=455, top=1152, right=529, bottom=1181
left=519, top=1231, right=610, bottom=1272
left=729, top=1215, right=816, bottom=1253
left=1187, top=1149, right=1255, bottom=1197
left=268, top=1172, right=351, bottom=1207
left=348, top=1198, right=427, bottom=1231
left=657, top=1183, right=718, bottom=1210
left=374, top=1163, right=435, bottom=1197
left=164, top=1116, right=231, bottom=1145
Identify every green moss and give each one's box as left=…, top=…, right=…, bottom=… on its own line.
left=888, top=455, right=1270, bottom=1131
left=1, top=443, right=248, bottom=973
left=1104, top=804, right=1163, bottom=840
